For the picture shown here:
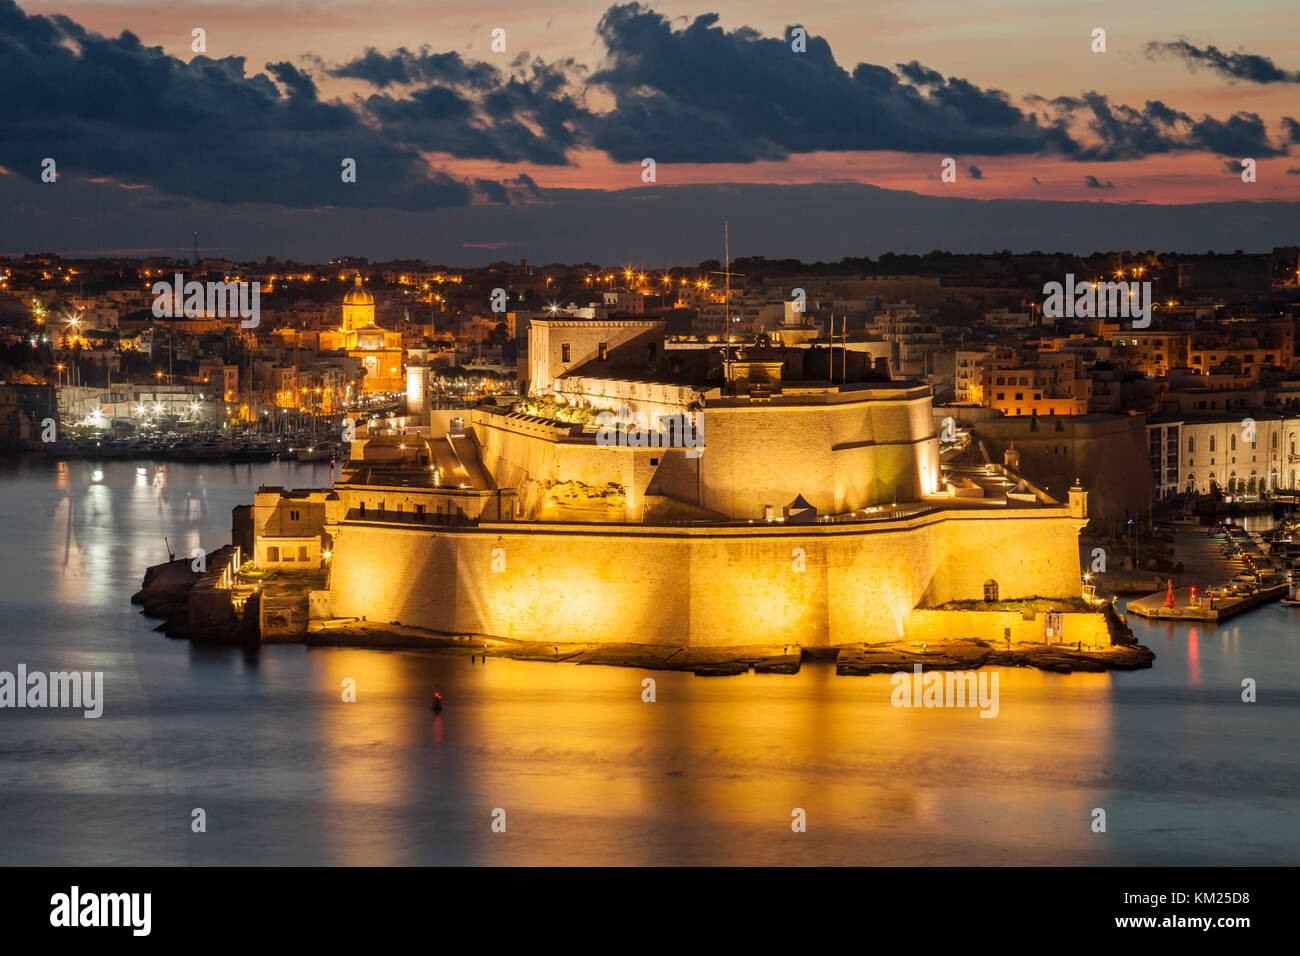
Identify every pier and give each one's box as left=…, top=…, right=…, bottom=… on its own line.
left=1127, top=582, right=1290, bottom=622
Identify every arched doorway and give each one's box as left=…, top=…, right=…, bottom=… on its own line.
left=984, top=579, right=999, bottom=602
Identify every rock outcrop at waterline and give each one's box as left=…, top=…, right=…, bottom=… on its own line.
left=835, top=639, right=1155, bottom=675
left=132, top=555, right=254, bottom=644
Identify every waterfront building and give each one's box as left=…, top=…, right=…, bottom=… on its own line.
left=250, top=326, right=1096, bottom=648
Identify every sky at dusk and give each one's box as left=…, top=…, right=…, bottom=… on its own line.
left=2, top=0, right=1299, bottom=263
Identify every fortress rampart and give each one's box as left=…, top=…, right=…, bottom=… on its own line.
left=325, top=506, right=1083, bottom=646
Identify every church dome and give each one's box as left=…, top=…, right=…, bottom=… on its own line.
left=343, top=276, right=373, bottom=306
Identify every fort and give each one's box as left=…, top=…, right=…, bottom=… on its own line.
left=139, top=290, right=1151, bottom=672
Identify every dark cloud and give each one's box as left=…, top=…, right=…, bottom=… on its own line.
left=1145, top=40, right=1300, bottom=83
left=1040, top=92, right=1288, bottom=159
left=1040, top=92, right=1284, bottom=158
left=267, top=61, right=318, bottom=101
left=326, top=47, right=500, bottom=90
left=0, top=0, right=478, bottom=210
left=1, top=0, right=1296, bottom=216
left=1287, top=167, right=1300, bottom=176
left=1031, top=176, right=1042, bottom=185
left=583, top=5, right=1075, bottom=162
left=333, top=47, right=590, bottom=165
left=1083, top=175, right=1114, bottom=189
left=472, top=173, right=547, bottom=204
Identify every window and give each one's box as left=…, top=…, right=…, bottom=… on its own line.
left=984, top=580, right=999, bottom=602
left=598, top=342, right=608, bottom=361
left=561, top=343, right=571, bottom=362
left=1015, top=393, right=1024, bottom=400
left=267, top=546, right=280, bottom=562
left=298, top=546, right=308, bottom=561
left=1231, top=435, right=1237, bottom=451
left=289, top=510, right=300, bottom=521
left=359, top=502, right=366, bottom=516
left=1210, top=436, right=1216, bottom=452
left=1188, top=436, right=1194, bottom=454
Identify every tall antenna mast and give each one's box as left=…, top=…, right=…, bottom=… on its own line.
left=724, top=220, right=729, bottom=328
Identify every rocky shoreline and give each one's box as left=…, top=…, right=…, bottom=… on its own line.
left=305, top=623, right=1153, bottom=675
left=834, top=639, right=1155, bottom=675
left=130, top=558, right=252, bottom=644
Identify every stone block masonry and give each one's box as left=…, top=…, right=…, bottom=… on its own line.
left=325, top=506, right=1083, bottom=647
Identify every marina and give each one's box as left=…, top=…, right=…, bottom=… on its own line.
left=40, top=433, right=345, bottom=463
left=1123, top=518, right=1299, bottom=622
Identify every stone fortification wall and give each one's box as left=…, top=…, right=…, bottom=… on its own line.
left=326, top=508, right=1082, bottom=646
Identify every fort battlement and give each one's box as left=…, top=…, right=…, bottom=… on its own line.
left=323, top=504, right=1084, bottom=647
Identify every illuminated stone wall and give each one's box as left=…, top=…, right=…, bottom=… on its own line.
left=469, top=386, right=940, bottom=522
left=325, top=507, right=1083, bottom=647
left=699, top=387, right=939, bottom=519
left=906, top=610, right=1112, bottom=646
left=527, top=317, right=663, bottom=393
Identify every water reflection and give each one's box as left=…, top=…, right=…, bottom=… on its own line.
left=0, top=457, right=1297, bottom=865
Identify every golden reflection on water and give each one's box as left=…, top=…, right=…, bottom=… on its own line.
left=309, top=650, right=1118, bottom=865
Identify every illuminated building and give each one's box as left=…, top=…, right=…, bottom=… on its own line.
left=285, top=333, right=1094, bottom=648
left=318, top=277, right=404, bottom=394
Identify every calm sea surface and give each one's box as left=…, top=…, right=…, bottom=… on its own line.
left=0, top=456, right=1297, bottom=865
